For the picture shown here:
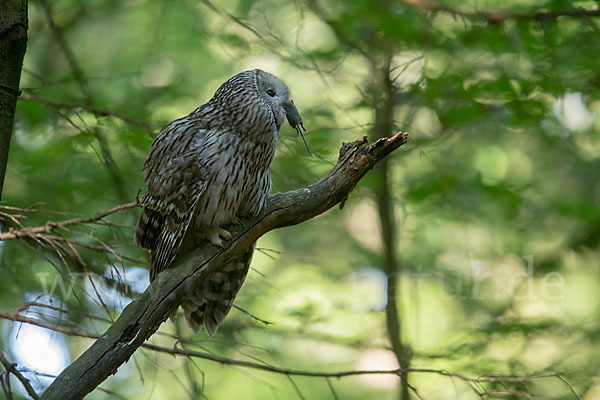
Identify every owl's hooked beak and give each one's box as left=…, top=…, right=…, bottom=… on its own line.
left=283, top=100, right=312, bottom=158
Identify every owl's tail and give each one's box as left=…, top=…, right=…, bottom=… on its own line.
left=181, top=242, right=255, bottom=336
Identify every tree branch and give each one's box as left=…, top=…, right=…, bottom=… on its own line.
left=0, top=201, right=138, bottom=241
left=0, top=201, right=144, bottom=268
left=38, top=0, right=91, bottom=103
left=39, top=0, right=131, bottom=203
left=1, top=309, right=397, bottom=377
left=1, top=305, right=578, bottom=398
left=0, top=353, right=39, bottom=400
left=19, top=94, right=156, bottom=137
left=401, top=0, right=600, bottom=24
left=0, top=309, right=99, bottom=340
left=39, top=133, right=408, bottom=400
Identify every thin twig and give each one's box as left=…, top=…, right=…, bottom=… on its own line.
left=0, top=310, right=99, bottom=339
left=20, top=94, right=155, bottom=137
left=39, top=0, right=132, bottom=202
left=38, top=0, right=91, bottom=102
left=0, top=310, right=579, bottom=397
left=232, top=305, right=273, bottom=326
left=0, top=353, right=40, bottom=400
left=95, top=386, right=128, bottom=400
left=0, top=201, right=138, bottom=241
left=16, top=302, right=112, bottom=324
left=0, top=372, right=13, bottom=400
left=556, top=374, right=581, bottom=400
left=0, top=201, right=144, bottom=269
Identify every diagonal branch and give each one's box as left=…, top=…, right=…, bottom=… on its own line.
left=38, top=0, right=91, bottom=103
left=39, top=0, right=131, bottom=202
left=39, top=132, right=408, bottom=400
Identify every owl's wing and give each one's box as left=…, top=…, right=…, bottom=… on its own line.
left=136, top=178, right=207, bottom=281
left=135, top=118, right=210, bottom=281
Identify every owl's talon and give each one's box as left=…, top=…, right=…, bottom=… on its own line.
left=207, top=227, right=231, bottom=247
left=220, top=228, right=231, bottom=240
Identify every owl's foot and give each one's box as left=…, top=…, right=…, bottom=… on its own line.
left=205, top=227, right=231, bottom=248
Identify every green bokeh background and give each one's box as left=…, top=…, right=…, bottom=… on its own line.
left=1, top=0, right=599, bottom=398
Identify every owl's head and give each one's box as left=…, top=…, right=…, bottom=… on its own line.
left=204, top=69, right=310, bottom=154
left=255, top=70, right=292, bottom=129
left=255, top=70, right=312, bottom=156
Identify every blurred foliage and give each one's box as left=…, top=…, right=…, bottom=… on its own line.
left=1, top=0, right=600, bottom=399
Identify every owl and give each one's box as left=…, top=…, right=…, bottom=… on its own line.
left=135, top=69, right=307, bottom=336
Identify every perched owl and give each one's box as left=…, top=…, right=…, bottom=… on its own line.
left=135, top=69, right=307, bottom=336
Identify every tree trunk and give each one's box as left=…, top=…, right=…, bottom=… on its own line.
left=370, top=41, right=412, bottom=400
left=0, top=0, right=28, bottom=200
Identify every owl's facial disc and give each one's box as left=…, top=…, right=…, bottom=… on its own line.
left=256, top=70, right=290, bottom=128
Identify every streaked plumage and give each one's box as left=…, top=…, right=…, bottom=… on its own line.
left=135, top=69, right=305, bottom=335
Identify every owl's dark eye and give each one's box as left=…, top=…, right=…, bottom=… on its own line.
left=266, top=89, right=276, bottom=97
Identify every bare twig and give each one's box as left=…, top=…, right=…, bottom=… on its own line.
left=0, top=201, right=142, bottom=264
left=38, top=0, right=91, bottom=102
left=305, top=0, right=369, bottom=57
left=0, top=201, right=138, bottom=241
left=20, top=94, right=155, bottom=137
left=0, top=309, right=579, bottom=398
left=0, top=201, right=145, bottom=276
left=95, top=386, right=128, bottom=400
left=15, top=302, right=112, bottom=324
left=556, top=374, right=582, bottom=400
left=0, top=310, right=99, bottom=339
left=39, top=0, right=131, bottom=202
left=232, top=305, right=273, bottom=326
left=0, top=353, right=39, bottom=400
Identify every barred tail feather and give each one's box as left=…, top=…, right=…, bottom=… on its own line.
left=135, top=208, right=185, bottom=282
left=135, top=208, right=162, bottom=250
left=182, top=242, right=255, bottom=336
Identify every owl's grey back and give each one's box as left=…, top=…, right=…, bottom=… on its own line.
left=135, top=70, right=281, bottom=335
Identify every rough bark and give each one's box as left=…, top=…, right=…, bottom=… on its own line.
left=0, top=0, right=28, bottom=200
left=40, top=132, right=408, bottom=400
